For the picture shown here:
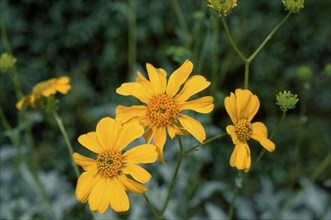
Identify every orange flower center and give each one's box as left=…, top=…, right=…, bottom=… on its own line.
left=235, top=119, right=252, bottom=142
left=96, top=150, right=123, bottom=178
left=147, top=93, right=179, bottom=127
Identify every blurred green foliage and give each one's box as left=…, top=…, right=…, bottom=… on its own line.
left=1, top=0, right=330, bottom=219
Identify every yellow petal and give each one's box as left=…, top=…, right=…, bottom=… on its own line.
left=179, top=96, right=214, bottom=113
left=235, top=143, right=248, bottom=170
left=116, top=105, right=147, bottom=123
left=118, top=173, right=147, bottom=194
left=230, top=146, right=238, bottom=167
left=235, top=89, right=253, bottom=120
left=16, top=96, right=30, bottom=110
left=41, top=87, right=56, bottom=97
left=166, top=60, right=193, bottom=97
left=244, top=153, right=251, bottom=172
left=246, top=94, right=260, bottom=121
left=175, top=75, right=211, bottom=103
left=78, top=132, right=104, bottom=153
left=56, top=76, right=70, bottom=84
left=136, top=71, right=154, bottom=93
left=146, top=63, right=167, bottom=94
left=54, top=84, right=71, bottom=94
left=224, top=92, right=237, bottom=124
left=88, top=178, right=111, bottom=213
left=123, top=144, right=158, bottom=164
left=226, top=125, right=240, bottom=145
left=251, top=122, right=275, bottom=152
left=96, top=117, right=121, bottom=151
left=73, top=153, right=96, bottom=171
left=122, top=164, right=152, bottom=183
left=116, top=82, right=152, bottom=104
left=177, top=114, right=206, bottom=143
left=153, top=126, right=167, bottom=164
left=143, top=127, right=153, bottom=143
left=116, top=119, right=144, bottom=151
left=109, top=177, right=130, bottom=212
left=75, top=169, right=100, bottom=203
left=167, top=122, right=188, bottom=139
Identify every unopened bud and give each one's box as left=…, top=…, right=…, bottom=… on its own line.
left=276, top=90, right=299, bottom=112
left=282, top=0, right=304, bottom=13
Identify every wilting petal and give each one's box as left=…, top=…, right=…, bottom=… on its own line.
left=123, top=144, right=158, bottom=164
left=224, top=92, right=237, bottom=124
left=153, top=126, right=167, bottom=164
left=109, top=177, right=130, bottom=212
left=122, top=164, right=152, bottom=183
left=88, top=178, right=111, bottom=213
left=96, top=117, right=121, bottom=151
left=78, top=132, right=104, bottom=153
left=116, top=82, right=152, bottom=104
left=116, top=119, right=144, bottom=151
left=175, top=75, right=211, bottom=103
left=143, top=127, right=153, bottom=143
left=73, top=153, right=96, bottom=171
left=180, top=96, right=214, bottom=113
left=251, top=122, right=275, bottom=152
left=166, top=60, right=193, bottom=97
left=76, top=169, right=100, bottom=203
left=116, top=105, right=147, bottom=123
left=118, top=173, right=147, bottom=194
left=177, top=114, right=206, bottom=143
left=146, top=63, right=167, bottom=94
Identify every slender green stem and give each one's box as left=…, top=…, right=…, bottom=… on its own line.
left=160, top=136, right=185, bottom=217
left=184, top=133, right=228, bottom=155
left=247, top=11, right=292, bottom=62
left=244, top=61, right=250, bottom=89
left=227, top=184, right=240, bottom=220
left=221, top=17, right=246, bottom=62
left=143, top=194, right=159, bottom=218
left=52, top=111, right=80, bottom=177
left=172, top=0, right=190, bottom=38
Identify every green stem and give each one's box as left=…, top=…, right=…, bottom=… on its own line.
left=221, top=17, right=246, bottom=62
left=184, top=133, right=228, bottom=155
left=160, top=136, right=185, bottom=217
left=247, top=11, right=292, bottom=62
left=244, top=61, right=250, bottom=89
left=143, top=194, right=159, bottom=218
left=227, top=184, right=240, bottom=220
left=172, top=0, right=190, bottom=38
left=52, top=111, right=80, bottom=177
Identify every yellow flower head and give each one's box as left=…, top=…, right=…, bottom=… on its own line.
left=73, top=117, right=158, bottom=213
left=16, top=76, right=71, bottom=110
left=224, top=89, right=275, bottom=172
left=116, top=60, right=214, bottom=163
left=207, top=0, right=237, bottom=16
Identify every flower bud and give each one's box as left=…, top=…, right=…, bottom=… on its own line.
left=276, top=90, right=299, bottom=112
left=296, top=65, right=312, bottom=81
left=282, top=0, right=304, bottom=13
left=0, top=53, right=17, bottom=71
left=207, top=0, right=237, bottom=16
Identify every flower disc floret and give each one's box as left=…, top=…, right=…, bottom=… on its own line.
left=207, top=0, right=237, bottom=16
left=276, top=90, right=299, bottom=112
left=147, top=93, right=179, bottom=127
left=97, top=150, right=123, bottom=178
left=235, top=119, right=252, bottom=142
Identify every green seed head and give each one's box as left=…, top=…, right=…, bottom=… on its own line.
left=282, top=0, right=304, bottom=13
left=276, top=90, right=299, bottom=112
left=207, top=0, right=238, bottom=16
left=0, top=53, right=17, bottom=71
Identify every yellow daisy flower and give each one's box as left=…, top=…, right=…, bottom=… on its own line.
left=116, top=60, right=214, bottom=163
left=16, top=76, right=71, bottom=110
left=73, top=117, right=158, bottom=213
left=224, top=89, right=275, bottom=172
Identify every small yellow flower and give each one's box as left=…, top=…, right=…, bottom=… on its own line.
left=116, top=60, right=214, bottom=163
left=73, top=117, right=158, bottom=213
left=224, top=89, right=275, bottom=172
left=0, top=53, right=17, bottom=71
left=207, top=0, right=237, bottom=16
left=16, top=76, right=71, bottom=110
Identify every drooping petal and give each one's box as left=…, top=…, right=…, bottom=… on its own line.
left=153, top=126, right=167, bottom=164
left=78, top=132, right=104, bottom=153
left=75, top=169, right=100, bottom=203
left=224, top=92, right=237, bottom=124
left=116, top=105, right=147, bottom=123
left=123, top=144, right=158, bottom=164
left=230, top=143, right=250, bottom=170
left=175, top=75, right=211, bottom=103
left=122, top=164, right=152, bottom=183
left=116, top=82, right=152, bottom=104
left=166, top=60, right=193, bottom=97
left=230, top=146, right=238, bottom=167
left=96, top=117, right=122, bottom=151
left=143, top=127, right=153, bottom=143
left=109, top=177, right=130, bottom=212
left=118, top=173, right=147, bottom=194
left=235, top=89, right=253, bottom=121
left=16, top=96, right=30, bottom=110
left=146, top=63, right=167, bottom=94
left=251, top=122, right=275, bottom=152
left=177, top=114, right=206, bottom=143
left=88, top=178, right=111, bottom=213
left=226, top=125, right=240, bottom=145
left=179, top=96, right=214, bottom=113
left=116, top=119, right=144, bottom=151
left=73, top=153, right=96, bottom=171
